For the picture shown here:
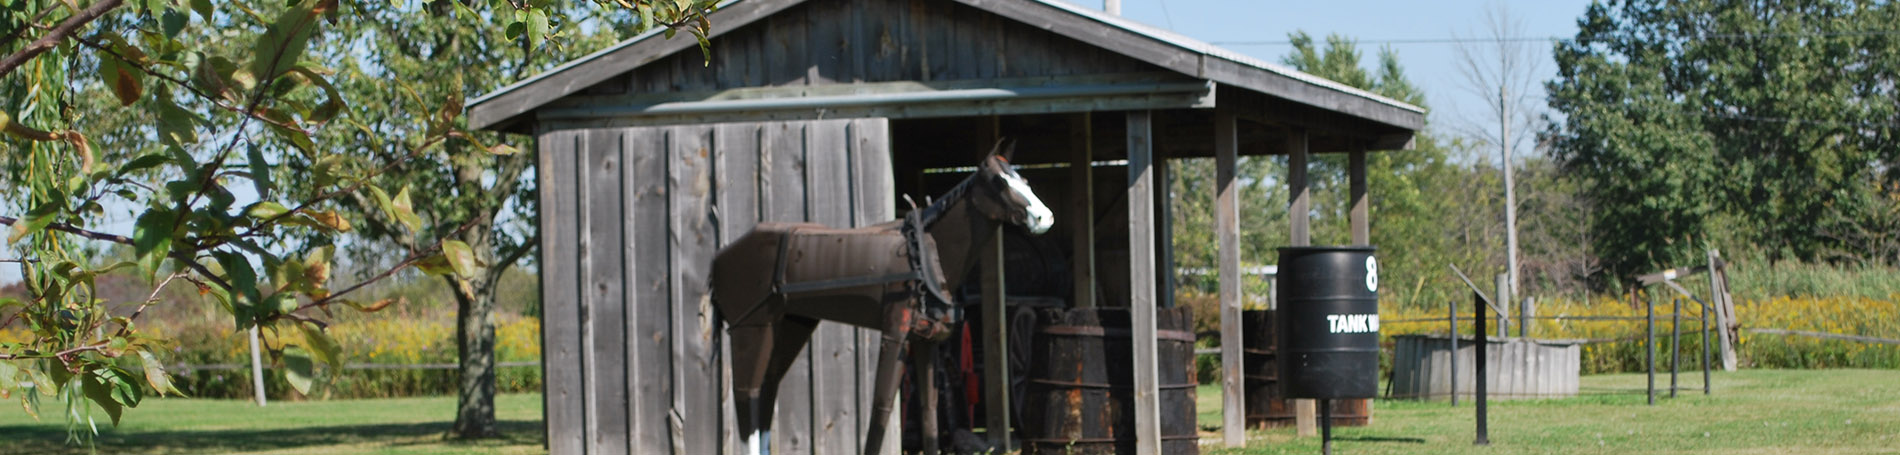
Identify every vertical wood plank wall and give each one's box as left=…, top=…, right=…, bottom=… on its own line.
left=539, top=118, right=894, bottom=455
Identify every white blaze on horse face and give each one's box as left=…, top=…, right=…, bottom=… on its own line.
left=1002, top=170, right=1054, bottom=234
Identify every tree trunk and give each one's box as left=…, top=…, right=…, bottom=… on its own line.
left=452, top=276, right=500, bottom=438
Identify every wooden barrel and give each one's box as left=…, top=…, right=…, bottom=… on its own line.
left=1021, top=306, right=1199, bottom=455
left=1243, top=309, right=1372, bottom=427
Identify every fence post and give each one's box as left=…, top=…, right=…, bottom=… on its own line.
left=1449, top=300, right=1458, bottom=407
left=1646, top=290, right=1656, bottom=406
left=1494, top=274, right=1510, bottom=338
left=1473, top=291, right=1489, bottom=446
left=1702, top=291, right=1712, bottom=395
left=1519, top=297, right=1532, bottom=338
left=1671, top=297, right=1681, bottom=398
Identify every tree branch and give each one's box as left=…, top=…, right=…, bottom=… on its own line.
left=485, top=233, right=537, bottom=285
left=0, top=214, right=133, bottom=245
left=0, top=0, right=126, bottom=78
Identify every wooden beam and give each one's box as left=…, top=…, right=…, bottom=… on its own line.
left=1126, top=110, right=1164, bottom=455
left=981, top=116, right=1013, bottom=453
left=1286, top=128, right=1316, bottom=437
left=1156, top=157, right=1175, bottom=308
left=1214, top=108, right=1245, bottom=448
left=1288, top=129, right=1311, bottom=246
left=1350, top=148, right=1369, bottom=245
left=981, top=226, right=1011, bottom=452
left=1071, top=113, right=1097, bottom=309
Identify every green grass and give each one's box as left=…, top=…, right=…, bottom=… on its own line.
left=1196, top=369, right=1900, bottom=454
left=5, top=370, right=1897, bottom=454
left=0, top=394, right=545, bottom=454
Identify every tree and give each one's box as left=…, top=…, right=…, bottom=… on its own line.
left=0, top=0, right=713, bottom=439
left=1454, top=2, right=1544, bottom=300
left=1546, top=0, right=1900, bottom=278
left=304, top=1, right=637, bottom=438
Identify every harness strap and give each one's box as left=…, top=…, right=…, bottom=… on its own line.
left=781, top=273, right=919, bottom=294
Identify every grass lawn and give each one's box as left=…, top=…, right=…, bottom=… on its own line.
left=0, top=393, right=546, bottom=454
left=1196, top=369, right=1900, bottom=454
left=3, top=369, right=1896, bottom=454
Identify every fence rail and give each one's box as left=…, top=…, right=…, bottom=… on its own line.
left=1747, top=329, right=1900, bottom=345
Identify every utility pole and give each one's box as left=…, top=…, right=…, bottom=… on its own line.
left=1106, top=0, right=1120, bottom=15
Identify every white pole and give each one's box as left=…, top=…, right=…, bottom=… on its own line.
left=1106, top=0, right=1120, bottom=15
left=250, top=326, right=267, bottom=406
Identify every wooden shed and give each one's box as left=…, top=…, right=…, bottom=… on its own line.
left=469, top=0, right=1424, bottom=454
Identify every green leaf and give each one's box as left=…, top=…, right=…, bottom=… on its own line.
left=245, top=201, right=291, bottom=221
left=440, top=240, right=479, bottom=279
left=282, top=346, right=316, bottom=395
left=391, top=187, right=422, bottom=232
left=247, top=144, right=272, bottom=199
left=133, top=208, right=175, bottom=278
left=248, top=0, right=329, bottom=82
left=116, top=153, right=170, bottom=176
left=526, top=9, right=549, bottom=51
left=82, top=367, right=140, bottom=426
left=160, top=9, right=188, bottom=38
left=0, top=360, right=16, bottom=400
left=297, top=322, right=342, bottom=370
left=8, top=203, right=60, bottom=244
left=213, top=251, right=262, bottom=311
left=189, top=0, right=212, bottom=20
left=137, top=350, right=183, bottom=397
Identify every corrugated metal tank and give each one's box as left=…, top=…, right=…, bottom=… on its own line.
left=1389, top=335, right=1584, bottom=400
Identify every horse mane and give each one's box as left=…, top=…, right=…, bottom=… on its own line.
left=915, top=169, right=982, bottom=227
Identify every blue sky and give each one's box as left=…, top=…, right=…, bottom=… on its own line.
left=1107, top=0, right=1598, bottom=138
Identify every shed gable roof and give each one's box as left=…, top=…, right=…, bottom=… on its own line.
left=468, top=0, right=1424, bottom=132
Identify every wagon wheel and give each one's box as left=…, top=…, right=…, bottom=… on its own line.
left=1007, top=304, right=1038, bottom=435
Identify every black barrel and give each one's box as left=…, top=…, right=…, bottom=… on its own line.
left=1021, top=306, right=1199, bottom=455
left=1244, top=309, right=1373, bottom=428
left=1276, top=246, right=1380, bottom=399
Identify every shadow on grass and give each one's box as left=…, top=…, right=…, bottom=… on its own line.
left=0, top=420, right=544, bottom=454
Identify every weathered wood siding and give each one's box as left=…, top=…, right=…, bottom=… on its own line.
left=1389, top=335, right=1582, bottom=400
left=579, top=0, right=1160, bottom=96
left=539, top=118, right=895, bottom=455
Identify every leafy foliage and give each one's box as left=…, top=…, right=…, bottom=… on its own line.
left=0, top=0, right=716, bottom=439
left=1546, top=0, right=1900, bottom=277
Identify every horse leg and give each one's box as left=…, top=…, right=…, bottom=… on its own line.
left=730, top=313, right=820, bottom=455
left=862, top=304, right=916, bottom=455
left=911, top=338, right=940, bottom=455
left=729, top=321, right=777, bottom=455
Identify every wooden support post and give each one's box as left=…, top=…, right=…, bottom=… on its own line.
left=1349, top=148, right=1369, bottom=245
left=1448, top=300, right=1458, bottom=406
left=1709, top=249, right=1737, bottom=371
left=1126, top=110, right=1163, bottom=455
left=1157, top=158, right=1175, bottom=308
left=1288, top=130, right=1311, bottom=246
left=1287, top=129, right=1316, bottom=437
left=1672, top=297, right=1681, bottom=399
left=1071, top=113, right=1096, bottom=309
left=982, top=226, right=1011, bottom=451
left=1214, top=108, right=1245, bottom=448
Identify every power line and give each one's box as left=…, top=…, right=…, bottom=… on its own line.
left=1215, top=30, right=1900, bottom=46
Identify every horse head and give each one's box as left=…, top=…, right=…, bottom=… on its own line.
left=970, top=140, right=1054, bottom=235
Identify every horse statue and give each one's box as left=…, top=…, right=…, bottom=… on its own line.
left=712, top=141, right=1053, bottom=455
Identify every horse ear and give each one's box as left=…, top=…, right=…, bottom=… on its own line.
left=984, top=138, right=1006, bottom=162
left=1001, top=139, right=1017, bottom=162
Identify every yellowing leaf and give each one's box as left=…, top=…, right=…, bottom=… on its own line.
left=440, top=240, right=479, bottom=279
left=307, top=210, right=352, bottom=232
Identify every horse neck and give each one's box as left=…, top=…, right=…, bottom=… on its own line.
left=921, top=183, right=1000, bottom=291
